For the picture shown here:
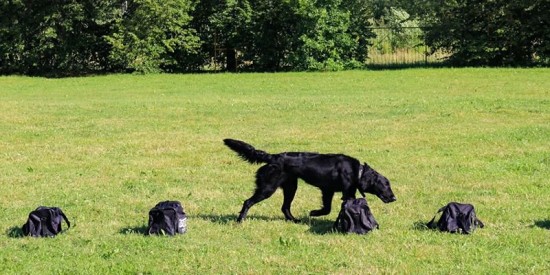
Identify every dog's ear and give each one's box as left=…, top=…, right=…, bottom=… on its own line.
left=363, top=162, right=371, bottom=169
left=359, top=163, right=370, bottom=189
left=360, top=162, right=375, bottom=186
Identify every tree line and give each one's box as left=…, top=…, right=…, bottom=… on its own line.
left=0, top=0, right=548, bottom=76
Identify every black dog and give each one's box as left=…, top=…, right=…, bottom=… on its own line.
left=223, top=139, right=396, bottom=222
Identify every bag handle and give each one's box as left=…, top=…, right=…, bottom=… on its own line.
left=333, top=215, right=341, bottom=231
left=426, top=206, right=446, bottom=229
left=475, top=218, right=484, bottom=228
left=426, top=216, right=437, bottom=229
left=55, top=208, right=71, bottom=230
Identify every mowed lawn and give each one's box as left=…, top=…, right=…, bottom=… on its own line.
left=0, top=68, right=549, bottom=274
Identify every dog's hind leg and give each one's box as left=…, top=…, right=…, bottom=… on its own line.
left=281, top=177, right=299, bottom=223
left=310, top=189, right=335, bottom=217
left=236, top=164, right=281, bottom=222
left=237, top=189, right=277, bottom=222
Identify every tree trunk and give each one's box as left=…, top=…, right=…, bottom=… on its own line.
left=226, top=47, right=236, bottom=72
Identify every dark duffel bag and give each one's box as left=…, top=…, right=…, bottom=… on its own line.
left=147, top=201, right=187, bottom=236
left=427, top=202, right=484, bottom=234
left=22, top=206, right=71, bottom=237
left=333, top=198, right=378, bottom=234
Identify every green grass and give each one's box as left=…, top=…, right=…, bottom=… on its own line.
left=0, top=68, right=549, bottom=274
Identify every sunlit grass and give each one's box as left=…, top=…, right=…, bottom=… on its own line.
left=0, top=68, right=549, bottom=273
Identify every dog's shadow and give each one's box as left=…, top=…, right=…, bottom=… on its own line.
left=123, top=212, right=368, bottom=235
left=194, top=214, right=338, bottom=234
left=118, top=214, right=296, bottom=235
left=194, top=214, right=294, bottom=224
left=534, top=220, right=550, bottom=230
left=193, top=214, right=240, bottom=224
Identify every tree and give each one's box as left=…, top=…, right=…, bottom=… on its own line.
left=243, top=0, right=375, bottom=71
left=0, top=0, right=118, bottom=76
left=106, top=0, right=201, bottom=73
left=0, top=0, right=23, bottom=74
left=343, top=0, right=377, bottom=63
left=414, top=0, right=549, bottom=66
left=244, top=0, right=300, bottom=71
left=190, top=0, right=252, bottom=71
left=290, top=0, right=359, bottom=70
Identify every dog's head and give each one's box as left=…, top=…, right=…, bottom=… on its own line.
left=360, top=163, right=396, bottom=203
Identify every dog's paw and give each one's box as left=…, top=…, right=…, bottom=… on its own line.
left=310, top=209, right=330, bottom=217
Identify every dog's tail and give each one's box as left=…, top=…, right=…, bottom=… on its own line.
left=223, top=139, right=273, bottom=164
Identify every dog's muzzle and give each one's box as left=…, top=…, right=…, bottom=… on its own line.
left=382, top=195, right=397, bottom=203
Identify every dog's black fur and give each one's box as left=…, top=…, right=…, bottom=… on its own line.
left=223, top=139, right=396, bottom=222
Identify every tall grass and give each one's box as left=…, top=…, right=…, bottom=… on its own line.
left=0, top=68, right=549, bottom=274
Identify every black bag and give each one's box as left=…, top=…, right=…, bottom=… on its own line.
left=22, top=206, right=71, bottom=237
left=333, top=198, right=378, bottom=234
left=147, top=201, right=187, bottom=236
left=427, top=202, right=485, bottom=234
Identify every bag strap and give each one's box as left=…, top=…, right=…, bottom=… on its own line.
left=56, top=208, right=71, bottom=230
left=333, top=215, right=341, bottom=231
left=426, top=206, right=446, bottom=229
left=426, top=216, right=437, bottom=229
left=475, top=217, right=484, bottom=228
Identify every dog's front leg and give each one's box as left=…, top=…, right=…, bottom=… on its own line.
left=310, top=190, right=334, bottom=216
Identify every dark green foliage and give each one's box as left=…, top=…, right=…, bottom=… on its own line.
left=289, top=0, right=366, bottom=71
left=105, top=0, right=201, bottom=73
left=419, top=0, right=549, bottom=66
left=192, top=0, right=375, bottom=71
left=247, top=0, right=300, bottom=71
left=0, top=0, right=201, bottom=75
left=1, top=0, right=547, bottom=75
left=190, top=0, right=253, bottom=71
left=0, top=0, right=118, bottom=76
left=245, top=0, right=374, bottom=71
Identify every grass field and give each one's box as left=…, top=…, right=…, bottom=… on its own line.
left=0, top=68, right=549, bottom=274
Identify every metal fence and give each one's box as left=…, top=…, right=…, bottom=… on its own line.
left=366, top=27, right=449, bottom=68
left=208, top=27, right=449, bottom=71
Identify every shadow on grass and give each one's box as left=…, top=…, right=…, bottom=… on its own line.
left=307, top=219, right=338, bottom=235
left=194, top=214, right=350, bottom=235
left=6, top=226, right=24, bottom=238
left=119, top=225, right=148, bottom=235
left=193, top=214, right=293, bottom=224
left=192, top=214, right=238, bottom=224
left=412, top=220, right=432, bottom=231
left=534, top=220, right=550, bottom=230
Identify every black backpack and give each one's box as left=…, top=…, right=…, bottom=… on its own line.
left=427, top=202, right=485, bottom=234
left=147, top=201, right=187, bottom=236
left=333, top=198, right=379, bottom=234
left=22, top=206, right=71, bottom=237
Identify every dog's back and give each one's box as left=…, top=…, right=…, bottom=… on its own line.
left=278, top=152, right=360, bottom=189
left=224, top=139, right=360, bottom=188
